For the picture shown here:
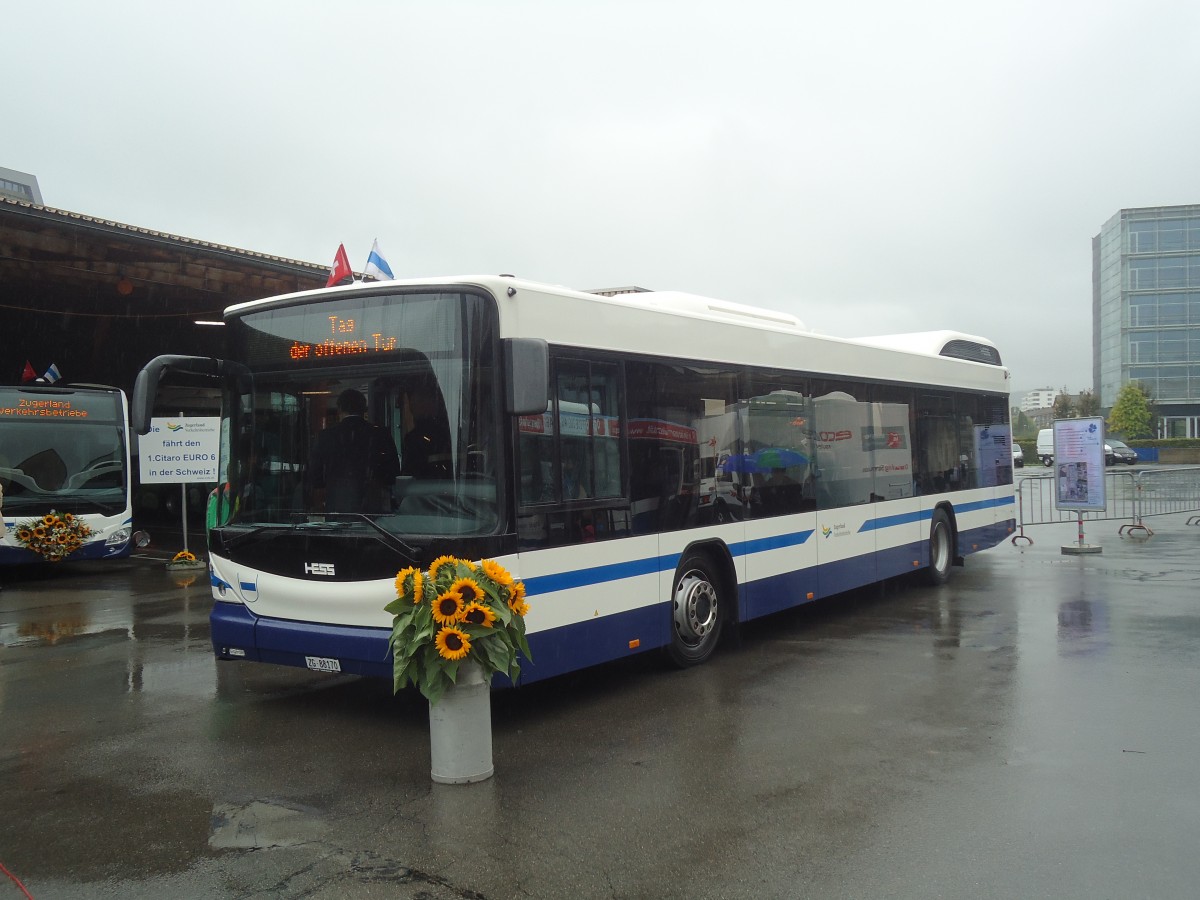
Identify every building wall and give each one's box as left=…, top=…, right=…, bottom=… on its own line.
left=1019, top=389, right=1057, bottom=412
left=1094, top=205, right=1200, bottom=437
left=0, top=166, right=43, bottom=204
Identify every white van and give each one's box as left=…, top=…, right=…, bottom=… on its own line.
left=1036, top=428, right=1054, bottom=466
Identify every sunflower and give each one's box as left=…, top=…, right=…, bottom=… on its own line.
left=507, top=580, right=528, bottom=614
left=63, top=513, right=75, bottom=524
left=428, top=555, right=459, bottom=585
left=15, top=528, right=31, bottom=542
left=481, top=559, right=514, bottom=587
left=461, top=602, right=497, bottom=628
left=434, top=626, right=471, bottom=661
left=42, top=514, right=56, bottom=526
left=394, top=566, right=424, bottom=602
left=450, top=577, right=485, bottom=607
left=432, top=587, right=465, bottom=625
left=33, top=526, right=47, bottom=540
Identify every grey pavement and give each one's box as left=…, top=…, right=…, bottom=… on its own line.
left=2, top=510, right=1199, bottom=899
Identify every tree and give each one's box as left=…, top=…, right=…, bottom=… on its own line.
left=1052, top=388, right=1075, bottom=419
left=1076, top=390, right=1100, bottom=418
left=1107, top=382, right=1154, bottom=438
left=1012, top=409, right=1035, bottom=437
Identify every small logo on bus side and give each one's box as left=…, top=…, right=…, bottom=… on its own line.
left=304, top=562, right=336, bottom=576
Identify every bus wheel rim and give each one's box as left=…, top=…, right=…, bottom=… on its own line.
left=674, top=571, right=717, bottom=645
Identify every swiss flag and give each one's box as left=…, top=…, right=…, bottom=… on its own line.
left=20, top=360, right=37, bottom=383
left=326, top=244, right=353, bottom=287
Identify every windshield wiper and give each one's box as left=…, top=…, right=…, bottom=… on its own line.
left=315, top=513, right=420, bottom=562
left=218, top=516, right=419, bottom=564
left=9, top=497, right=119, bottom=516
left=219, top=524, right=278, bottom=551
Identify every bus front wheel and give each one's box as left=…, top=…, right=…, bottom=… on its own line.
left=667, top=553, right=723, bottom=667
left=925, top=509, right=954, bottom=586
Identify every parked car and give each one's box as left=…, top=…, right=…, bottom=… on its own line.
left=1036, top=428, right=1054, bottom=465
left=1012, top=442, right=1024, bottom=467
left=1106, top=439, right=1138, bottom=465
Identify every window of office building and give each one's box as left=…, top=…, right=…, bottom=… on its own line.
left=1129, top=292, right=1200, bottom=327
left=1128, top=255, right=1200, bottom=291
left=1128, top=217, right=1200, bottom=254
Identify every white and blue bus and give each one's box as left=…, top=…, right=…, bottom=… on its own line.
left=132, top=276, right=1014, bottom=681
left=1, top=384, right=141, bottom=565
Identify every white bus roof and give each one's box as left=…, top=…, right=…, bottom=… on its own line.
left=226, top=275, right=1009, bottom=393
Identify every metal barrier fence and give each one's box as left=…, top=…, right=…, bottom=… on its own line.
left=1010, top=466, right=1200, bottom=545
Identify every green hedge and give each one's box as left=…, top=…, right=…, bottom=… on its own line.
left=1013, top=436, right=1200, bottom=466
left=1124, top=438, right=1200, bottom=449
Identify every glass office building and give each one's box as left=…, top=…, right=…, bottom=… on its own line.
left=1094, top=205, right=1200, bottom=437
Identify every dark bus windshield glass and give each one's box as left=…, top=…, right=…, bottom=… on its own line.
left=218, top=290, right=500, bottom=536
left=0, top=387, right=128, bottom=516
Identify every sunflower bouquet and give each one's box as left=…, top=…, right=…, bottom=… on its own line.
left=13, top=512, right=94, bottom=562
left=385, top=555, right=531, bottom=705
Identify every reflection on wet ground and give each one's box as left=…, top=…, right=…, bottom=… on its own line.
left=2, top=518, right=1200, bottom=898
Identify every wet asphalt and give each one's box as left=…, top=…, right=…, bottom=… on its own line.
left=2, top=503, right=1199, bottom=899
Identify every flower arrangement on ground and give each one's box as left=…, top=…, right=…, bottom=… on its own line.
left=13, top=512, right=93, bottom=562
left=386, top=556, right=531, bottom=705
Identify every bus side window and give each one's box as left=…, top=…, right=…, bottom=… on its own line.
left=517, top=404, right=554, bottom=505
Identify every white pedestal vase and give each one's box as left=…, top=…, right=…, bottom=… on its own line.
left=428, top=660, right=494, bottom=784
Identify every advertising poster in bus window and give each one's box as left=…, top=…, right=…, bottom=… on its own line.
left=867, top=404, right=913, bottom=500
left=1052, top=417, right=1106, bottom=511
left=973, top=424, right=1013, bottom=487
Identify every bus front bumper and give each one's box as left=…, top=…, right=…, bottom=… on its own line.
left=210, top=602, right=394, bottom=679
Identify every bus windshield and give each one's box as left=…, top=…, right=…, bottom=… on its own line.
left=217, top=290, right=500, bottom=537
left=0, top=386, right=129, bottom=517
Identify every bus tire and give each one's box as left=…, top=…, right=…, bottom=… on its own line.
left=925, top=508, right=953, bottom=586
left=666, top=552, right=724, bottom=667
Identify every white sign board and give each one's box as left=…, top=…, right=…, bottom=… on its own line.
left=1053, top=417, right=1107, bottom=511
left=139, top=417, right=221, bottom=484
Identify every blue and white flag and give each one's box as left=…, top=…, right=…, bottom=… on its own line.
left=364, top=240, right=395, bottom=281
left=42, top=362, right=61, bottom=384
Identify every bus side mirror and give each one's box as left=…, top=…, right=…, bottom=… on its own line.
left=504, top=338, right=549, bottom=416
left=132, top=356, right=171, bottom=435
left=132, top=355, right=244, bottom=434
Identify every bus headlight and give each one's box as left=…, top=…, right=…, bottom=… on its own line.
left=106, top=527, right=132, bottom=547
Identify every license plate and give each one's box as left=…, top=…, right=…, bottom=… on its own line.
left=305, top=656, right=342, bottom=673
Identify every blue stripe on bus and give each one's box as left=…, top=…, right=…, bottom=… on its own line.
left=729, top=530, right=814, bottom=555
left=954, top=495, right=1015, bottom=514
left=523, top=553, right=681, bottom=595
left=523, top=528, right=816, bottom=595
left=856, top=494, right=1016, bottom=533
left=858, top=509, right=930, bottom=532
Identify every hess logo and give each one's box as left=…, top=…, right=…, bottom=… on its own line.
left=304, top=562, right=336, bottom=577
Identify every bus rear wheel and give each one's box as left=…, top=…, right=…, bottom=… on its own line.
left=667, top=553, right=724, bottom=667
left=925, top=508, right=953, bottom=586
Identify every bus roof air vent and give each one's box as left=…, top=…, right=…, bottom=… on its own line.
left=852, top=330, right=1002, bottom=366
left=939, top=340, right=1003, bottom=366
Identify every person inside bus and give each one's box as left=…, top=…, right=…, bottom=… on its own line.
left=401, top=387, right=452, bottom=479
left=760, top=467, right=800, bottom=515
left=561, top=449, right=588, bottom=500
left=309, top=389, right=401, bottom=514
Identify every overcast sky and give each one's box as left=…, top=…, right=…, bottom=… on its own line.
left=8, top=1, right=1200, bottom=397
